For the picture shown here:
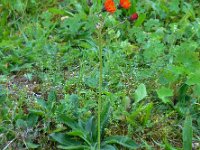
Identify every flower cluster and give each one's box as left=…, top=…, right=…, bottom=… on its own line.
left=103, top=0, right=138, bottom=21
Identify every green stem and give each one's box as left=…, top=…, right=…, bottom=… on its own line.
left=97, top=27, right=103, bottom=150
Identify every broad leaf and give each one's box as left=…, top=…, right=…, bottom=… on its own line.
left=57, top=115, right=77, bottom=129
left=157, top=87, right=173, bottom=103
left=134, top=84, right=147, bottom=102
left=101, top=144, right=117, bottom=150
left=50, top=132, right=81, bottom=146
left=186, top=72, right=200, bottom=86
left=105, top=136, right=139, bottom=149
left=67, top=130, right=91, bottom=145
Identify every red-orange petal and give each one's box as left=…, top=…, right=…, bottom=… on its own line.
left=119, top=0, right=131, bottom=9
left=104, top=0, right=116, bottom=13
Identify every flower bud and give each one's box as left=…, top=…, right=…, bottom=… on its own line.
left=129, top=13, right=138, bottom=21
left=87, top=0, right=93, bottom=6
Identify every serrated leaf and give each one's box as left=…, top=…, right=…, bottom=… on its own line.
left=134, top=84, right=147, bottom=102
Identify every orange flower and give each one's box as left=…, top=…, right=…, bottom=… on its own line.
left=104, top=0, right=116, bottom=13
left=119, top=0, right=131, bottom=9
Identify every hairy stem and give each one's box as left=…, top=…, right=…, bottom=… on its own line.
left=97, top=26, right=103, bottom=150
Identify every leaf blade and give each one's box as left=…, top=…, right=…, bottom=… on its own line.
left=105, top=136, right=139, bottom=149
left=183, top=114, right=193, bottom=150
left=134, top=84, right=147, bottom=102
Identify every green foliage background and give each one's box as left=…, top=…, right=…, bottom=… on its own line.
left=0, top=0, right=199, bottom=149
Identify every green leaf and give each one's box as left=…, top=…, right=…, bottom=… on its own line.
left=57, top=115, right=77, bottom=129
left=194, top=84, right=200, bottom=97
left=0, top=85, right=7, bottom=104
left=36, top=98, right=47, bottom=109
left=50, top=132, right=81, bottom=146
left=26, top=142, right=40, bottom=149
left=143, top=103, right=153, bottom=126
left=28, top=109, right=45, bottom=116
left=27, top=113, right=38, bottom=127
left=48, top=90, right=57, bottom=102
left=177, top=84, right=189, bottom=104
left=183, top=114, right=193, bottom=150
left=101, top=102, right=111, bottom=135
left=134, top=14, right=146, bottom=27
left=85, top=116, right=95, bottom=135
left=105, top=136, right=139, bottom=149
left=48, top=8, right=66, bottom=15
left=134, top=84, right=147, bottom=102
left=16, top=119, right=27, bottom=129
left=69, top=94, right=79, bottom=117
left=164, top=139, right=177, bottom=150
left=57, top=145, right=89, bottom=150
left=14, top=0, right=26, bottom=13
left=186, top=73, right=200, bottom=86
left=169, top=0, right=180, bottom=13
left=127, top=103, right=153, bottom=127
left=67, top=130, right=91, bottom=145
left=84, top=77, right=98, bottom=89
left=101, top=144, right=117, bottom=150
left=157, top=87, right=173, bottom=103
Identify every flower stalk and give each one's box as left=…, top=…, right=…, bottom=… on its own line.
left=96, top=1, right=138, bottom=149
left=97, top=23, right=103, bottom=150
